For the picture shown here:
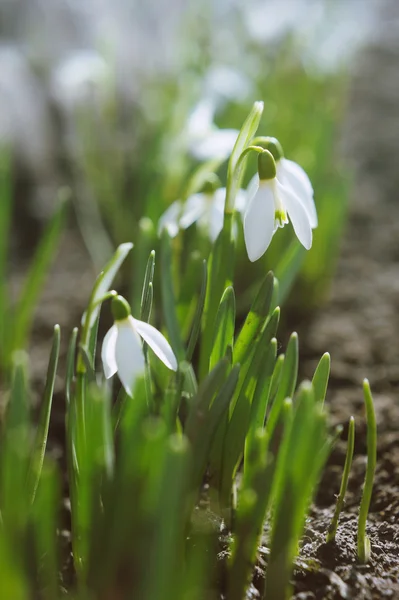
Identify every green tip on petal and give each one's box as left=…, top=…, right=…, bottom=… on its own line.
left=258, top=149, right=277, bottom=181
left=201, top=173, right=221, bottom=194
left=111, top=295, right=131, bottom=321
left=258, top=137, right=284, bottom=161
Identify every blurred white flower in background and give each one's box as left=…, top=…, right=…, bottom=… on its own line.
left=185, top=99, right=239, bottom=161
left=158, top=184, right=247, bottom=241
left=51, top=50, right=111, bottom=111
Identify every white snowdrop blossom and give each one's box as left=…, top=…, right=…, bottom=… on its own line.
left=158, top=183, right=247, bottom=242
left=102, top=295, right=177, bottom=396
left=244, top=148, right=317, bottom=262
left=185, top=99, right=239, bottom=161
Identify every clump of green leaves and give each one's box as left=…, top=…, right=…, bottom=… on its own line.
left=0, top=100, right=373, bottom=600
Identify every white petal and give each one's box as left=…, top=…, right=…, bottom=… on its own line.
left=133, top=318, right=178, bottom=371
left=208, top=192, right=225, bottom=241
left=115, top=319, right=145, bottom=396
left=244, top=182, right=275, bottom=262
left=277, top=180, right=312, bottom=250
left=246, top=173, right=260, bottom=204
left=191, top=129, right=239, bottom=161
left=179, top=194, right=207, bottom=230
left=158, top=201, right=182, bottom=238
left=279, top=159, right=318, bottom=228
left=101, top=325, right=118, bottom=379
left=234, top=188, right=248, bottom=214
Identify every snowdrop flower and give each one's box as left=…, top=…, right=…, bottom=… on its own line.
left=102, top=295, right=177, bottom=396
left=185, top=99, right=239, bottom=161
left=158, top=176, right=247, bottom=242
left=244, top=146, right=317, bottom=262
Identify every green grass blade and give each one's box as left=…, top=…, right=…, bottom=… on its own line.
left=265, top=332, right=298, bottom=440
left=327, top=416, right=355, bottom=543
left=233, top=270, right=274, bottom=366
left=209, top=286, right=235, bottom=371
left=160, top=230, right=186, bottom=361
left=12, top=194, right=67, bottom=353
left=186, top=259, right=207, bottom=363
left=357, top=379, right=377, bottom=563
left=66, top=327, right=78, bottom=406
left=28, top=324, right=61, bottom=503
left=312, top=352, right=331, bottom=405
left=140, top=250, right=156, bottom=321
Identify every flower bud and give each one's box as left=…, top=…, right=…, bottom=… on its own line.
left=258, top=149, right=277, bottom=181
left=111, top=295, right=131, bottom=321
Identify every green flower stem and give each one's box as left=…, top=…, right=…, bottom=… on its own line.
left=326, top=416, right=355, bottom=543
left=357, top=379, right=377, bottom=563
left=225, top=145, right=265, bottom=214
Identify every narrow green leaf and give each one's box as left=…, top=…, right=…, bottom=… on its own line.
left=32, top=462, right=60, bottom=600
left=160, top=230, right=185, bottom=361
left=66, top=327, right=78, bottom=406
left=327, top=416, right=355, bottom=542
left=1, top=351, right=29, bottom=527
left=358, top=379, right=377, bottom=563
left=312, top=352, right=331, bottom=405
left=28, top=324, right=61, bottom=503
left=199, top=212, right=235, bottom=380
left=186, top=259, right=207, bottom=363
left=13, top=194, right=66, bottom=353
left=209, top=286, right=235, bottom=371
left=234, top=271, right=274, bottom=366
left=266, top=332, right=299, bottom=440
left=140, top=250, right=156, bottom=321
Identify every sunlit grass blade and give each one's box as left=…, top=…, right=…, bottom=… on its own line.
left=28, top=324, right=61, bottom=504
left=161, top=230, right=186, bottom=361
left=140, top=250, right=156, bottom=321
left=66, top=327, right=78, bottom=406
left=1, top=351, right=29, bottom=529
left=312, top=352, right=331, bottom=405
left=186, top=259, right=207, bottom=363
left=143, top=435, right=190, bottom=600
left=265, top=332, right=298, bottom=440
left=218, top=313, right=279, bottom=508
left=229, top=435, right=275, bottom=600
left=11, top=193, right=67, bottom=356
left=31, top=462, right=60, bottom=600
left=265, top=383, right=331, bottom=600
left=357, top=379, right=377, bottom=563
left=209, top=286, right=235, bottom=370
left=131, top=217, right=155, bottom=315
left=327, top=416, right=355, bottom=543
left=233, top=270, right=274, bottom=366
left=199, top=212, right=235, bottom=380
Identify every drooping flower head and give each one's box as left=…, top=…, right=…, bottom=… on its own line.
left=102, top=295, right=177, bottom=396
left=158, top=174, right=246, bottom=242
left=243, top=140, right=317, bottom=262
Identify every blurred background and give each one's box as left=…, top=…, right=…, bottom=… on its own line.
left=3, top=0, right=399, bottom=388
